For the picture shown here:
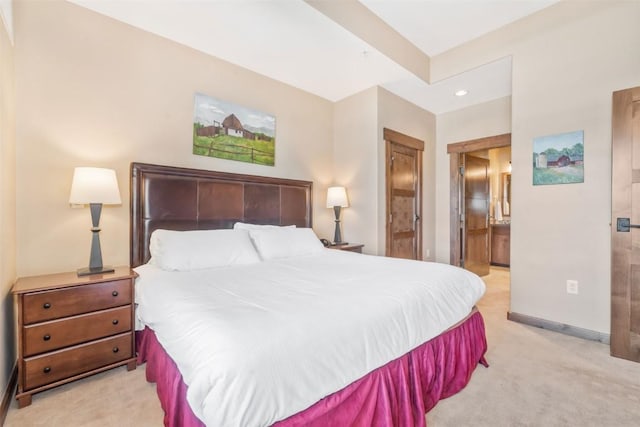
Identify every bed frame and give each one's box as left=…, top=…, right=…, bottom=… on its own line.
left=130, top=162, right=312, bottom=267
left=130, top=162, right=488, bottom=427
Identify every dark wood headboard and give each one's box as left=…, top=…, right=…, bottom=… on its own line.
left=130, top=162, right=313, bottom=267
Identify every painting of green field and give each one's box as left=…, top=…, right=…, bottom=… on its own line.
left=533, top=165, right=584, bottom=185
left=533, top=130, right=584, bottom=185
left=193, top=93, right=275, bottom=166
left=193, top=135, right=274, bottom=166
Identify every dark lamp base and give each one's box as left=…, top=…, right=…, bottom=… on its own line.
left=77, top=265, right=115, bottom=277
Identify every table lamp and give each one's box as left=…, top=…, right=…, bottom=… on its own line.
left=69, top=167, right=121, bottom=276
left=326, top=186, right=349, bottom=245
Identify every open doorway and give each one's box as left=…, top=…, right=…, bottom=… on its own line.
left=447, top=134, right=511, bottom=279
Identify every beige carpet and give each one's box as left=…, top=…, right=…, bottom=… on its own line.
left=428, top=267, right=640, bottom=426
left=5, top=267, right=640, bottom=426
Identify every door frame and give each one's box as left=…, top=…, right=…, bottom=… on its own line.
left=447, top=133, right=511, bottom=266
left=384, top=128, right=424, bottom=258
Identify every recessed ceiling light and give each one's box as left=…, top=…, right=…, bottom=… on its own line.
left=455, top=89, right=468, bottom=97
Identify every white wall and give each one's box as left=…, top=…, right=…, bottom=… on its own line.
left=333, top=87, right=379, bottom=252
left=0, top=2, right=16, bottom=404
left=14, top=0, right=335, bottom=277
left=0, top=0, right=12, bottom=45
left=435, top=96, right=512, bottom=263
left=433, top=0, right=640, bottom=333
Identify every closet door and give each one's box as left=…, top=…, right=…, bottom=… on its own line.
left=611, top=86, right=640, bottom=363
left=385, top=128, right=423, bottom=260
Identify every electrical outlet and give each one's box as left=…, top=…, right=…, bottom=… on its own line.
left=566, top=280, right=578, bottom=295
left=426, top=249, right=431, bottom=258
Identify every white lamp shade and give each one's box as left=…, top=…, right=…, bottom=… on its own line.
left=69, top=167, right=121, bottom=204
left=326, top=186, right=349, bottom=208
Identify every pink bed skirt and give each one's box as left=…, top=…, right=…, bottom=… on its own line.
left=136, top=309, right=488, bottom=427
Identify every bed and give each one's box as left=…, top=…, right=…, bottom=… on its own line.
left=130, top=162, right=488, bottom=427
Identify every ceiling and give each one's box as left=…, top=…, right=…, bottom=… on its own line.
left=69, top=0, right=559, bottom=114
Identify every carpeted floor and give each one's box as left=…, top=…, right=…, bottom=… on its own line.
left=5, top=267, right=640, bottom=426
left=428, top=267, right=640, bottom=426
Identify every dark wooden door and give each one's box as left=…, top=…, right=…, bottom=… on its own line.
left=611, top=86, right=640, bottom=363
left=385, top=129, right=423, bottom=260
left=464, top=155, right=490, bottom=276
left=446, top=134, right=511, bottom=267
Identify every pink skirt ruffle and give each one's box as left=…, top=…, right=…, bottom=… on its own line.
left=136, top=309, right=488, bottom=427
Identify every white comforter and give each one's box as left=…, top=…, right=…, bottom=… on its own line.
left=134, top=250, right=485, bottom=427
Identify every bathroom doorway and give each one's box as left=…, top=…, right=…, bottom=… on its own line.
left=447, top=134, right=511, bottom=275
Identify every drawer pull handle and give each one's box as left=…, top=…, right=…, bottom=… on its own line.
left=43, top=303, right=51, bottom=309
left=112, top=319, right=119, bottom=325
left=112, top=347, right=119, bottom=353
left=43, top=334, right=51, bottom=341
left=43, top=367, right=51, bottom=374
left=112, top=291, right=119, bottom=297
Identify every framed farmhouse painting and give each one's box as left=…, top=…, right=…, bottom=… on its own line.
left=532, top=130, right=584, bottom=185
left=193, top=93, right=275, bottom=166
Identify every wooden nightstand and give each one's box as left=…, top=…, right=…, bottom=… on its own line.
left=12, top=266, right=137, bottom=408
left=328, top=243, right=364, bottom=254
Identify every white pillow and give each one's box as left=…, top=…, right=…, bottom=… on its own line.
left=233, top=222, right=296, bottom=230
left=248, top=227, right=324, bottom=260
left=149, top=229, right=261, bottom=271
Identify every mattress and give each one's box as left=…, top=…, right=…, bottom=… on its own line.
left=134, top=250, right=485, bottom=426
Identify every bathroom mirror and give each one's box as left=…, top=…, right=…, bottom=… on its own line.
left=502, top=173, right=511, bottom=216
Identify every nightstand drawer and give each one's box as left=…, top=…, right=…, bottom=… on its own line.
left=23, top=306, right=132, bottom=357
left=23, top=332, right=132, bottom=390
left=22, top=279, right=132, bottom=324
